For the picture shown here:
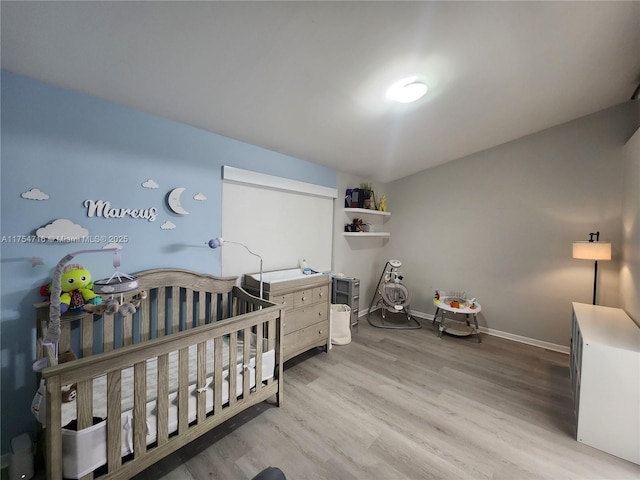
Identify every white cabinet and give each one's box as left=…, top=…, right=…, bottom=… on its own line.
left=343, top=208, right=390, bottom=238
left=571, top=302, right=640, bottom=464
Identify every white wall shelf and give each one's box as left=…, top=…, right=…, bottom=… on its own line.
left=344, top=208, right=391, bottom=239
left=344, top=208, right=390, bottom=218
left=343, top=232, right=390, bottom=238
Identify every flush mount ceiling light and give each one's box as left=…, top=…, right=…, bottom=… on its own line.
left=387, top=77, right=428, bottom=103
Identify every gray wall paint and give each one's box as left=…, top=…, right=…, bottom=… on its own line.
left=380, top=101, right=639, bottom=348
left=620, top=126, right=640, bottom=324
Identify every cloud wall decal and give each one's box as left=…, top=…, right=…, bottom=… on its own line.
left=142, top=179, right=159, bottom=189
left=36, top=219, right=89, bottom=241
left=21, top=188, right=50, bottom=200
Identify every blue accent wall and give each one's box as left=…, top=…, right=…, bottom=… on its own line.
left=0, top=70, right=335, bottom=453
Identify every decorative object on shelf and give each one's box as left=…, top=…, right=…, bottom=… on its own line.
left=345, top=188, right=364, bottom=208
left=360, top=183, right=374, bottom=209
left=377, top=194, right=387, bottom=212
left=344, top=188, right=353, bottom=208
left=167, top=187, right=190, bottom=215
left=572, top=231, right=611, bottom=305
left=208, top=237, right=264, bottom=298
left=345, top=218, right=365, bottom=232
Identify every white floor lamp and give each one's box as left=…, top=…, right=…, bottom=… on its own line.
left=572, top=231, right=611, bottom=305
left=207, top=237, right=263, bottom=299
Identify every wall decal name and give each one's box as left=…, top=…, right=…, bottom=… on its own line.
left=84, top=199, right=158, bottom=222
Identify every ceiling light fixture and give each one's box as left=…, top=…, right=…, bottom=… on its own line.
left=387, top=77, right=428, bottom=103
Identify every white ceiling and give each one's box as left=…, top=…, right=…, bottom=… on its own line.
left=2, top=1, right=639, bottom=183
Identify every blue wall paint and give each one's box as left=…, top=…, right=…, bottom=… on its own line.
left=0, top=70, right=335, bottom=452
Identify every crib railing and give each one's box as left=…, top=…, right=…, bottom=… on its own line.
left=35, top=269, right=284, bottom=480
left=35, top=271, right=246, bottom=360
left=43, top=307, right=282, bottom=479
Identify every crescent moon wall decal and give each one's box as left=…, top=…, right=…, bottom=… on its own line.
left=167, top=187, right=190, bottom=215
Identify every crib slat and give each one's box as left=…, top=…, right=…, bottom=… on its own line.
left=228, top=333, right=237, bottom=408
left=221, top=292, right=230, bottom=320
left=81, top=316, right=93, bottom=357
left=171, top=287, right=180, bottom=334
left=156, top=354, right=169, bottom=445
left=198, top=291, right=206, bottom=327
left=60, top=322, right=71, bottom=353
left=46, top=375, right=62, bottom=480
left=140, top=298, right=150, bottom=343
left=214, top=336, right=223, bottom=413
left=185, top=288, right=194, bottom=329
left=107, top=370, right=122, bottom=472
left=133, top=362, right=147, bottom=458
left=178, top=348, right=189, bottom=434
left=157, top=287, right=166, bottom=338
left=104, top=313, right=115, bottom=352
left=197, top=342, right=206, bottom=423
left=123, top=314, right=133, bottom=347
left=255, top=322, right=263, bottom=393
left=210, top=293, right=219, bottom=323
left=76, top=379, right=93, bottom=430
left=267, top=316, right=276, bottom=365
left=243, top=327, right=251, bottom=400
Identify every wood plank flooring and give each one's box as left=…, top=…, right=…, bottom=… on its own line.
left=132, top=313, right=639, bottom=480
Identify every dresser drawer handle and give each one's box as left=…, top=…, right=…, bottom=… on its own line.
left=301, top=297, right=306, bottom=302
left=318, top=329, right=323, bottom=335
left=319, top=291, right=324, bottom=297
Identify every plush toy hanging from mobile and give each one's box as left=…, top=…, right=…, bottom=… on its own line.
left=34, top=248, right=138, bottom=370
left=32, top=247, right=140, bottom=424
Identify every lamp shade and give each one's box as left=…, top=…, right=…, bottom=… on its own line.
left=572, top=241, right=611, bottom=261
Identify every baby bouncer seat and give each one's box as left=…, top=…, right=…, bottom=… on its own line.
left=367, top=259, right=421, bottom=329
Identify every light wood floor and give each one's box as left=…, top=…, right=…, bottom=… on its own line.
left=133, top=313, right=640, bottom=480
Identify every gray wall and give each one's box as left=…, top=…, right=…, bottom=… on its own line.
left=379, top=101, right=639, bottom=349
left=620, top=126, right=640, bottom=324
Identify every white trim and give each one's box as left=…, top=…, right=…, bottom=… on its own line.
left=223, top=166, right=338, bottom=198
left=477, top=326, right=569, bottom=354
left=365, top=308, right=569, bottom=354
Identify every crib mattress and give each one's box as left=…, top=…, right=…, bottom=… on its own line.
left=59, top=335, right=275, bottom=479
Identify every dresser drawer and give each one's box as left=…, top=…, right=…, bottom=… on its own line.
left=283, top=319, right=329, bottom=360
left=268, top=293, right=294, bottom=310
left=293, top=289, right=314, bottom=307
left=282, top=303, right=327, bottom=335
left=313, top=285, right=329, bottom=303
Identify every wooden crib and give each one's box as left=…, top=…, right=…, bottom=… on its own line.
left=34, top=268, right=284, bottom=480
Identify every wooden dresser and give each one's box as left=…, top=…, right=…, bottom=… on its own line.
left=243, top=271, right=330, bottom=362
left=570, top=302, right=640, bottom=464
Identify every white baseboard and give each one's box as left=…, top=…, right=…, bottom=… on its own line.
left=477, top=326, right=569, bottom=354
left=362, top=308, right=569, bottom=354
